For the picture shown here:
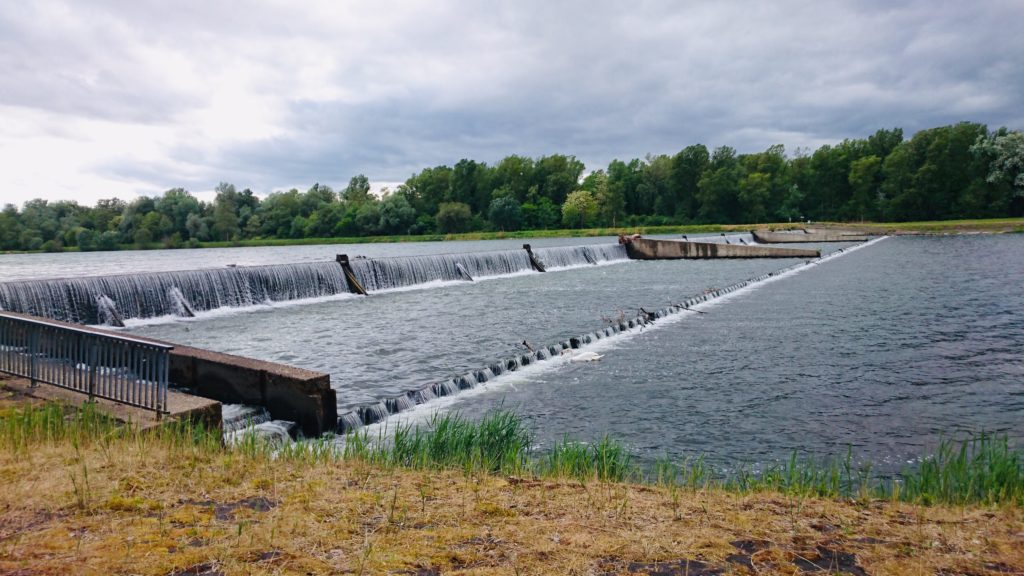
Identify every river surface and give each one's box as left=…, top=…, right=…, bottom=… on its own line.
left=2, top=233, right=1021, bottom=471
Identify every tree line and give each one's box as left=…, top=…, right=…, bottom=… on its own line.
left=1, top=121, right=1021, bottom=252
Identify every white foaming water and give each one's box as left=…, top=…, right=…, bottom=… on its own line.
left=119, top=291, right=361, bottom=328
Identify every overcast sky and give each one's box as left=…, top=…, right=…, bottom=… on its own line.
left=1, top=0, right=1022, bottom=207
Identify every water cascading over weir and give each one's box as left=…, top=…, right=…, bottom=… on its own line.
left=0, top=244, right=630, bottom=325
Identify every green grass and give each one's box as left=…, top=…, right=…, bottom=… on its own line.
left=3, top=403, right=1022, bottom=506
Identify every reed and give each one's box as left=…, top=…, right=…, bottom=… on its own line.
left=889, top=433, right=1024, bottom=506
left=2, top=403, right=1021, bottom=506
left=342, top=411, right=531, bottom=475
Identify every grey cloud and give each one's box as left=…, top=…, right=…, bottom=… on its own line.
left=7, top=0, right=1024, bottom=203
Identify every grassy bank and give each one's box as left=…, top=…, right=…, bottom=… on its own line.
left=2, top=402, right=1022, bottom=574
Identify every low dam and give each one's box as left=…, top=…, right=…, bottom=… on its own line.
left=0, top=243, right=629, bottom=325
left=623, top=237, right=820, bottom=259
left=0, top=238, right=822, bottom=326
left=752, top=229, right=870, bottom=243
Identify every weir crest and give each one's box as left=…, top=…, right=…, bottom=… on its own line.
left=0, top=243, right=629, bottom=325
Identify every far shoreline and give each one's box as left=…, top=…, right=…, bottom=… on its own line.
left=1, top=217, right=1022, bottom=255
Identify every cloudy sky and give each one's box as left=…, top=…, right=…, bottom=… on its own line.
left=2, top=0, right=1022, bottom=207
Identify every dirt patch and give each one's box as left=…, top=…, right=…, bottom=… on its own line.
left=166, top=562, right=224, bottom=576
left=598, top=557, right=723, bottom=575
left=180, top=496, right=276, bottom=521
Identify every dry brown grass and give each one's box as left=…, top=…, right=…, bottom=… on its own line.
left=1, top=427, right=1023, bottom=576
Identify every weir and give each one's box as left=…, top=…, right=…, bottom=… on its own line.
left=0, top=261, right=350, bottom=325
left=1, top=235, right=826, bottom=329
left=752, top=229, right=870, bottom=243
left=623, top=237, right=820, bottom=259
left=0, top=243, right=630, bottom=325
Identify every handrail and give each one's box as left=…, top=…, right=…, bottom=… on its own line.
left=0, top=312, right=172, bottom=414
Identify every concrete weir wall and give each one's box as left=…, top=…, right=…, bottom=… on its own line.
left=752, top=230, right=869, bottom=243
left=0, top=312, right=335, bottom=437
left=625, top=238, right=820, bottom=259
left=168, top=345, right=335, bottom=437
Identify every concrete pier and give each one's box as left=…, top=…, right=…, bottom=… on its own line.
left=623, top=237, right=819, bottom=259
left=0, top=312, right=336, bottom=437
left=752, top=229, right=870, bottom=243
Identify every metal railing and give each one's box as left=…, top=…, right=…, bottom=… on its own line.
left=0, top=313, right=172, bottom=414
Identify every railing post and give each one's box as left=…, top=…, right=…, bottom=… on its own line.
left=88, top=340, right=97, bottom=402
left=28, top=329, right=38, bottom=388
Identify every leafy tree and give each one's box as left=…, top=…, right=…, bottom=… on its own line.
left=0, top=204, right=24, bottom=250
left=521, top=197, right=561, bottom=229
left=487, top=195, right=523, bottom=231
left=561, top=190, right=598, bottom=228
left=185, top=213, right=210, bottom=241
left=451, top=159, right=491, bottom=213
left=435, top=202, right=472, bottom=233
left=669, top=144, right=709, bottom=220
left=738, top=172, right=771, bottom=223
left=847, top=155, right=882, bottom=221
left=378, top=192, right=417, bottom=234
left=972, top=129, right=1024, bottom=215
left=697, top=146, right=741, bottom=223
left=97, top=231, right=120, bottom=251
left=212, top=182, right=241, bottom=240
left=584, top=170, right=624, bottom=226
left=404, top=166, right=452, bottom=216
left=607, top=159, right=643, bottom=216
left=342, top=175, right=372, bottom=205
left=491, top=155, right=535, bottom=203
left=355, top=201, right=382, bottom=235
left=154, top=188, right=200, bottom=239
left=534, top=155, right=585, bottom=206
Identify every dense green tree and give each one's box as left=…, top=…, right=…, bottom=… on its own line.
left=584, top=170, right=624, bottom=226
left=561, top=190, right=598, bottom=228
left=487, top=195, right=523, bottom=231
left=847, top=155, right=882, bottom=221
left=533, top=155, right=585, bottom=207
left=355, top=201, right=382, bottom=235
left=342, top=175, right=372, bottom=205
left=435, top=202, right=473, bottom=233
left=491, top=155, right=535, bottom=203
left=738, top=171, right=771, bottom=223
left=971, top=129, right=1024, bottom=216
left=378, top=192, right=417, bottom=234
left=521, top=197, right=561, bottom=230
left=669, top=144, right=709, bottom=220
left=697, top=146, right=741, bottom=223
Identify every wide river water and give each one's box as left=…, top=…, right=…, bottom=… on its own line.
left=2, top=233, right=1022, bottom=471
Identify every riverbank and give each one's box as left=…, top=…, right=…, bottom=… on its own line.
left=4, top=217, right=1021, bottom=255
left=1, top=400, right=1022, bottom=575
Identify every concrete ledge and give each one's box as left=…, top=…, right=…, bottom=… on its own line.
left=752, top=230, right=870, bottom=243
left=168, top=345, right=336, bottom=437
left=0, top=373, right=221, bottom=432
left=625, top=238, right=819, bottom=259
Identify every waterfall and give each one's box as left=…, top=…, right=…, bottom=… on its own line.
left=347, top=249, right=533, bottom=291
left=0, top=261, right=349, bottom=324
left=533, top=244, right=628, bottom=269
left=0, top=242, right=628, bottom=324
left=222, top=404, right=273, bottom=434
